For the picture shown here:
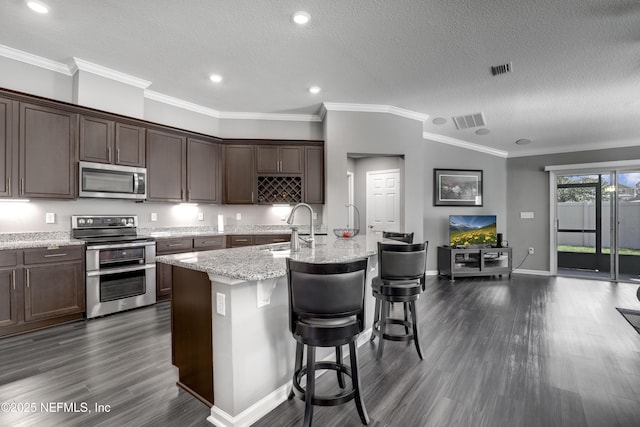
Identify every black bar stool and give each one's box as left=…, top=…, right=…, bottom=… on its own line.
left=370, top=241, right=427, bottom=360
left=382, top=231, right=414, bottom=244
left=286, top=258, right=370, bottom=427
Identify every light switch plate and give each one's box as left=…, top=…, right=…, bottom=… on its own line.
left=198, top=212, right=204, bottom=221
left=45, top=212, right=55, bottom=224
left=236, top=213, right=241, bottom=220
left=520, top=211, right=534, bottom=219
left=151, top=213, right=157, bottom=222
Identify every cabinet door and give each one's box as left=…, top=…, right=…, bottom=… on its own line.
left=304, top=146, right=324, bottom=204
left=223, top=145, right=255, bottom=204
left=0, top=97, right=16, bottom=197
left=187, top=138, right=220, bottom=203
left=256, top=146, right=279, bottom=173
left=79, top=115, right=114, bottom=164
left=0, top=268, right=19, bottom=328
left=280, top=146, right=303, bottom=174
left=24, top=261, right=84, bottom=322
left=19, top=103, right=78, bottom=199
left=115, top=122, right=145, bottom=167
left=146, top=129, right=186, bottom=202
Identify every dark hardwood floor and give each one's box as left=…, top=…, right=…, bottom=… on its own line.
left=1, top=274, right=640, bottom=426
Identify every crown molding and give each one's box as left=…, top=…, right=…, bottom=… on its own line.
left=71, top=58, right=151, bottom=89
left=145, top=90, right=321, bottom=122
left=507, top=137, right=640, bottom=158
left=422, top=132, right=509, bottom=158
left=323, top=102, right=429, bottom=122
left=0, top=44, right=72, bottom=75
left=144, top=90, right=222, bottom=118
left=218, top=111, right=322, bottom=122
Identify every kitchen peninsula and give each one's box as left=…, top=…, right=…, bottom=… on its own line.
left=156, top=233, right=381, bottom=427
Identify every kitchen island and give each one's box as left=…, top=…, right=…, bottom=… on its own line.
left=156, top=233, right=382, bottom=427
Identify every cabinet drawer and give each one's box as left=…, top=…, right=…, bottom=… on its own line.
left=156, top=238, right=193, bottom=254
left=228, top=235, right=254, bottom=247
left=193, top=236, right=225, bottom=250
left=0, top=251, right=18, bottom=267
left=254, top=234, right=291, bottom=245
left=23, top=246, right=83, bottom=265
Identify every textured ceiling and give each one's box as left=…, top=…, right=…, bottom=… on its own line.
left=1, top=0, right=639, bottom=157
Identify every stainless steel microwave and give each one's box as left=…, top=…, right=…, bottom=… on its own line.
left=79, top=161, right=147, bottom=200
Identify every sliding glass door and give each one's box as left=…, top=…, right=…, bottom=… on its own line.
left=615, top=171, right=640, bottom=282
left=556, top=170, right=640, bottom=282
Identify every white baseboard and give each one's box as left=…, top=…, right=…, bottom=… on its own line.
left=426, top=270, right=439, bottom=276
left=513, top=268, right=552, bottom=276
left=207, top=328, right=374, bottom=427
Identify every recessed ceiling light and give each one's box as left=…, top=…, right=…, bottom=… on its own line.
left=309, top=86, right=321, bottom=94
left=292, top=11, right=311, bottom=25
left=515, top=138, right=532, bottom=145
left=432, top=117, right=447, bottom=125
left=475, top=128, right=490, bottom=135
left=209, top=74, right=223, bottom=83
left=27, top=0, right=49, bottom=14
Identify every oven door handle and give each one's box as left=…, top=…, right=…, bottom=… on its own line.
left=87, top=264, right=156, bottom=277
left=87, top=241, right=155, bottom=250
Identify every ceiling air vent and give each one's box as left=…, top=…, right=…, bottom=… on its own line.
left=453, top=112, right=485, bottom=130
left=491, top=62, right=512, bottom=76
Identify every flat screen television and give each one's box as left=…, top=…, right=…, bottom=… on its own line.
left=449, top=215, right=497, bottom=248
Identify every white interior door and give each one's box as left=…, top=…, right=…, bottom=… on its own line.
left=366, top=169, right=400, bottom=234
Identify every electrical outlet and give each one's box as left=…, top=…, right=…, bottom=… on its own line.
left=151, top=213, right=157, bottom=222
left=312, top=212, right=317, bottom=220
left=528, top=247, right=534, bottom=255
left=198, top=212, right=204, bottom=221
left=236, top=213, right=241, bottom=220
left=45, top=212, right=55, bottom=224
left=216, top=293, right=226, bottom=316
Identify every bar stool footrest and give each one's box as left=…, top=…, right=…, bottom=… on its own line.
left=292, top=361, right=356, bottom=406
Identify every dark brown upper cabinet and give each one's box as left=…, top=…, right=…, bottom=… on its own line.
left=304, top=146, right=324, bottom=204
left=223, top=144, right=255, bottom=204
left=187, top=138, right=220, bottom=203
left=79, top=115, right=145, bottom=167
left=19, top=103, right=78, bottom=199
left=146, top=129, right=187, bottom=202
left=0, top=97, right=16, bottom=198
left=256, top=145, right=303, bottom=174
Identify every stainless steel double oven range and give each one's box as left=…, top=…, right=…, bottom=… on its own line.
left=72, top=215, right=156, bottom=319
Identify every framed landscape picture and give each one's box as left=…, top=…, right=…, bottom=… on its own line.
left=433, top=169, right=483, bottom=206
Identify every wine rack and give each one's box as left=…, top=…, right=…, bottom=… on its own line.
left=257, top=176, right=302, bottom=204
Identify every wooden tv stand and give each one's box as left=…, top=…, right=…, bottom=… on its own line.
left=437, top=246, right=512, bottom=281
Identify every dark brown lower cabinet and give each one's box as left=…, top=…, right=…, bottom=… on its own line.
left=0, top=246, right=85, bottom=338
left=171, top=266, right=214, bottom=406
left=24, top=261, right=84, bottom=322
left=0, top=251, right=19, bottom=328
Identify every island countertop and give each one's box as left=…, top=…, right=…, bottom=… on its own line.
left=156, top=233, right=381, bottom=282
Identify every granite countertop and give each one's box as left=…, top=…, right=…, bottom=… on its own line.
left=0, top=232, right=85, bottom=250
left=156, top=232, right=382, bottom=282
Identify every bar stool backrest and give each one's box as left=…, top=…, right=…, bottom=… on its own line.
left=377, top=242, right=428, bottom=282
left=286, top=258, right=368, bottom=334
left=382, top=231, right=414, bottom=244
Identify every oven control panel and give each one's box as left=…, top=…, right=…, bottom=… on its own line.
left=72, top=215, right=137, bottom=228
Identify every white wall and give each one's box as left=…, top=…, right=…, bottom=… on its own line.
left=74, top=70, right=145, bottom=118
left=0, top=56, right=72, bottom=102
left=324, top=110, right=426, bottom=240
